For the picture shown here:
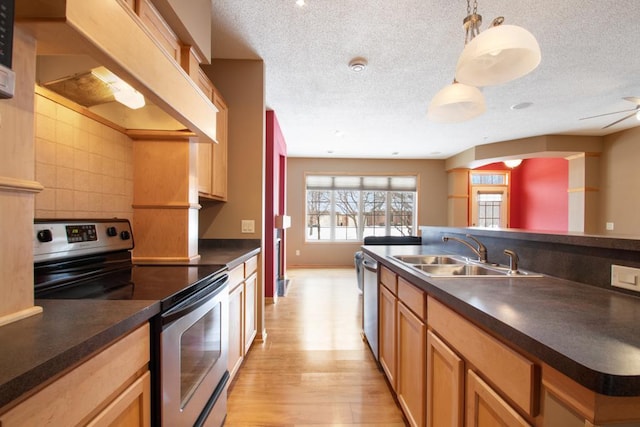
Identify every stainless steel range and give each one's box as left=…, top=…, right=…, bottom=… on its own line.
left=33, top=218, right=229, bottom=427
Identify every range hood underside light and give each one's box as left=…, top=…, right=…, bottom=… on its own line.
left=38, top=60, right=188, bottom=132
left=91, top=66, right=145, bottom=109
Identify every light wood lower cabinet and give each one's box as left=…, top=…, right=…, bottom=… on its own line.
left=0, top=324, right=151, bottom=427
left=426, top=330, right=464, bottom=427
left=397, top=301, right=426, bottom=427
left=227, top=255, right=259, bottom=381
left=375, top=264, right=640, bottom=427
left=379, top=268, right=427, bottom=427
left=244, top=272, right=258, bottom=349
left=379, top=282, right=397, bottom=391
left=228, top=278, right=245, bottom=379
left=466, top=369, right=531, bottom=427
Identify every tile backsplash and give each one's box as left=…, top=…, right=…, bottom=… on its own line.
left=34, top=95, right=134, bottom=220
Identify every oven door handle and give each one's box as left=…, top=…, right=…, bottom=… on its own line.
left=161, top=275, right=229, bottom=325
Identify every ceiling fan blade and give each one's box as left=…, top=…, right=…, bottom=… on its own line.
left=623, top=96, right=640, bottom=105
left=579, top=108, right=638, bottom=120
left=602, top=111, right=638, bottom=129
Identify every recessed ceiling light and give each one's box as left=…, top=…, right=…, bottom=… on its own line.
left=295, top=0, right=306, bottom=7
left=511, top=102, right=533, bottom=110
left=349, top=57, right=368, bottom=73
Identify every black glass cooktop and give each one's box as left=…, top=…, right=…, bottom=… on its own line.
left=35, top=263, right=227, bottom=311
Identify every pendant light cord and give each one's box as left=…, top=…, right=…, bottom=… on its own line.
left=463, top=0, right=482, bottom=46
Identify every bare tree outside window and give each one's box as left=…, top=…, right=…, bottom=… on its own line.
left=305, top=175, right=417, bottom=242
left=306, top=190, right=330, bottom=240
left=390, top=192, right=414, bottom=236
left=362, top=191, right=386, bottom=238
left=334, top=190, right=360, bottom=240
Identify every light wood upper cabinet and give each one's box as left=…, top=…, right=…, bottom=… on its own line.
left=198, top=88, right=228, bottom=201
left=180, top=45, right=213, bottom=99
left=17, top=0, right=218, bottom=142
left=211, top=90, right=228, bottom=200
left=197, top=142, right=213, bottom=195
left=136, top=0, right=181, bottom=62
left=0, top=324, right=151, bottom=427
left=122, top=0, right=135, bottom=10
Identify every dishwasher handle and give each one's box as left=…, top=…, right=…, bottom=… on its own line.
left=363, top=257, right=378, bottom=273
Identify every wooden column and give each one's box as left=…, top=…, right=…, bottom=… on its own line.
left=132, top=135, right=201, bottom=263
left=447, top=169, right=470, bottom=227
left=0, top=28, right=44, bottom=326
left=567, top=153, right=600, bottom=234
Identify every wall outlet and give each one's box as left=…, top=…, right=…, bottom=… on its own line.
left=611, top=264, right=640, bottom=293
left=606, top=222, right=614, bottom=231
left=241, top=220, right=255, bottom=233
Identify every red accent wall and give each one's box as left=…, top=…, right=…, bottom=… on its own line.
left=515, top=158, right=568, bottom=231
left=265, top=111, right=288, bottom=298
left=476, top=159, right=568, bottom=231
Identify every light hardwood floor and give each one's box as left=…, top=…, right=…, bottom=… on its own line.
left=225, top=268, right=407, bottom=426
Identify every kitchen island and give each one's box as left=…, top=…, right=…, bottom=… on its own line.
left=363, top=242, right=640, bottom=426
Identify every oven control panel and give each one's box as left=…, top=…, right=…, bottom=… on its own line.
left=34, top=219, right=134, bottom=262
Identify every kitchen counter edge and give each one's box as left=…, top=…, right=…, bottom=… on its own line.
left=0, top=243, right=259, bottom=411
left=0, top=299, right=160, bottom=411
left=363, top=245, right=640, bottom=397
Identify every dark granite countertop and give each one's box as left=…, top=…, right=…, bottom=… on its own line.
left=198, top=239, right=261, bottom=269
left=137, top=239, right=261, bottom=269
left=0, top=299, right=160, bottom=410
left=363, top=245, right=640, bottom=397
left=0, top=242, right=260, bottom=412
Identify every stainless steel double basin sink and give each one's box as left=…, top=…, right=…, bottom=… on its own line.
left=391, top=255, right=541, bottom=278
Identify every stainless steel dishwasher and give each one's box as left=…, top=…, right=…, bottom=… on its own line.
left=362, top=253, right=379, bottom=360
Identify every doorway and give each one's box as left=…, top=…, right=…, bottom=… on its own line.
left=469, top=171, right=510, bottom=228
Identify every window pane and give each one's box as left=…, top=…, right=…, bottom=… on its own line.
left=390, top=192, right=414, bottom=236
left=471, top=174, right=506, bottom=185
left=334, top=189, right=360, bottom=240
left=477, top=196, right=502, bottom=228
left=305, top=176, right=417, bottom=242
left=306, top=190, right=331, bottom=240
left=362, top=191, right=386, bottom=238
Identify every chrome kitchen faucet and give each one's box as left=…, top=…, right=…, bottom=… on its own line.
left=442, top=234, right=488, bottom=263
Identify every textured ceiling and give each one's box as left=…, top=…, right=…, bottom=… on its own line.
left=210, top=0, right=640, bottom=159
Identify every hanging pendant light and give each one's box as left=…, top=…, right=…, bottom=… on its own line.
left=427, top=80, right=486, bottom=123
left=455, top=1, right=541, bottom=87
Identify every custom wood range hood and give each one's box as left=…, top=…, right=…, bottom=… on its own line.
left=16, top=0, right=217, bottom=141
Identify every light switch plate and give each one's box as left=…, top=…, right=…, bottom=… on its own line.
left=241, top=220, right=255, bottom=233
left=0, top=65, right=15, bottom=99
left=611, top=264, right=640, bottom=293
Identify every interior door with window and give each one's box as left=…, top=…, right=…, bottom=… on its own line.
left=470, top=186, right=508, bottom=228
